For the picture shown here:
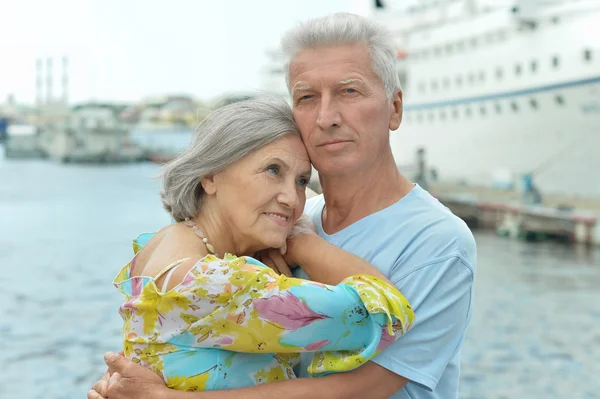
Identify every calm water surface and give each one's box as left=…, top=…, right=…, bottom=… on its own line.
left=1, top=157, right=598, bottom=399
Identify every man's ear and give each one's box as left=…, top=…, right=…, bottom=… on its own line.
left=389, top=90, right=403, bottom=131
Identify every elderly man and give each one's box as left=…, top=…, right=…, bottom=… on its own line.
left=90, top=12, right=476, bottom=399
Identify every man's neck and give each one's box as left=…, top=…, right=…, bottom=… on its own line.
left=319, top=154, right=414, bottom=235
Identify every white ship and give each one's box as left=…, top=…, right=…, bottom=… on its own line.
left=262, top=0, right=600, bottom=197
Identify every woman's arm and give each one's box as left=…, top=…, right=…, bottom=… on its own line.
left=156, top=255, right=413, bottom=376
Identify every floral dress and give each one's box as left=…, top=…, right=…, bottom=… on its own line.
left=113, top=233, right=415, bottom=391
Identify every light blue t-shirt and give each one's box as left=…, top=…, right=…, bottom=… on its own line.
left=295, top=185, right=476, bottom=399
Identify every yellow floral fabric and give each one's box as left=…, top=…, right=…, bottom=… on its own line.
left=113, top=233, right=415, bottom=391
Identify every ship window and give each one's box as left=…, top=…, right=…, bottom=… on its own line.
left=446, top=43, right=453, bottom=54
left=552, top=55, right=560, bottom=68
left=555, top=95, right=565, bottom=106
left=496, top=67, right=503, bottom=79
left=440, top=110, right=447, bottom=120
left=434, top=47, right=442, bottom=56
left=443, top=77, right=450, bottom=88
left=478, top=70, right=485, bottom=82
left=470, top=37, right=478, bottom=48
left=468, top=73, right=475, bottom=84
left=452, top=108, right=459, bottom=119
left=405, top=113, right=411, bottom=123
left=428, top=112, right=435, bottom=121
left=495, top=103, right=502, bottom=114
left=551, top=16, right=560, bottom=24
left=530, top=98, right=538, bottom=109
left=515, top=63, right=522, bottom=75
left=456, top=76, right=463, bottom=87
left=431, top=81, right=439, bottom=91
left=584, top=49, right=592, bottom=62
left=419, top=82, right=426, bottom=92
left=480, top=105, right=487, bottom=116
left=511, top=101, right=519, bottom=112
left=465, top=106, right=472, bottom=117
left=457, top=41, right=465, bottom=51
left=497, top=30, right=506, bottom=41
left=531, top=60, right=538, bottom=72
left=417, top=113, right=423, bottom=123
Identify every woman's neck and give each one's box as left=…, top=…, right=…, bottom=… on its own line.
left=193, top=210, right=237, bottom=257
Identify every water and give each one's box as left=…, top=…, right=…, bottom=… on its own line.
left=1, top=158, right=598, bottom=399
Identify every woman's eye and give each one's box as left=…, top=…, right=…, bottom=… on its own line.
left=266, top=165, right=280, bottom=175
left=297, top=177, right=309, bottom=186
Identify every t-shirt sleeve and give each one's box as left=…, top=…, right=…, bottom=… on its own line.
left=371, top=255, right=475, bottom=391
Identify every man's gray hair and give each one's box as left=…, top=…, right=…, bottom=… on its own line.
left=281, top=12, right=400, bottom=101
left=160, top=94, right=299, bottom=222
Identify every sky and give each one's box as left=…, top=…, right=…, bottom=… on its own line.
left=0, top=0, right=377, bottom=105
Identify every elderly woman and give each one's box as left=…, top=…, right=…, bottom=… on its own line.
left=107, top=95, right=414, bottom=393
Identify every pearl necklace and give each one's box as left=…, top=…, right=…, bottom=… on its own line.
left=184, top=218, right=218, bottom=257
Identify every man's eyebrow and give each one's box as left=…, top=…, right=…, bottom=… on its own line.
left=337, top=78, right=365, bottom=85
left=292, top=83, right=313, bottom=93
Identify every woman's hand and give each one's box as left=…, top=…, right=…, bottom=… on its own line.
left=87, top=352, right=169, bottom=399
left=255, top=215, right=317, bottom=276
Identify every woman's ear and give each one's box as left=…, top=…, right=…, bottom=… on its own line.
left=200, top=175, right=217, bottom=195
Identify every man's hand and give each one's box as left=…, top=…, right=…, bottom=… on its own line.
left=87, top=352, right=168, bottom=399
left=283, top=215, right=317, bottom=267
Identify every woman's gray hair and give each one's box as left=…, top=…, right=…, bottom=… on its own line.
left=160, top=94, right=299, bottom=222
left=281, top=12, right=400, bottom=101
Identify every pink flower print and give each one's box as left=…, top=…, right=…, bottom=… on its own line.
left=305, top=340, right=330, bottom=351
left=376, top=325, right=395, bottom=352
left=217, top=337, right=234, bottom=345
left=131, top=278, right=144, bottom=298
left=254, top=292, right=329, bottom=330
left=182, top=271, right=196, bottom=286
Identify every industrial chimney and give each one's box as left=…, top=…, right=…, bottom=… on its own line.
left=62, top=56, right=68, bottom=105
left=36, top=58, right=43, bottom=106
left=46, top=57, right=53, bottom=104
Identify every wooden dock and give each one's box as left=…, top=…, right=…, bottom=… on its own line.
left=429, top=183, right=599, bottom=246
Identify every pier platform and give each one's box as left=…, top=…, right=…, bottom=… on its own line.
left=429, top=183, right=600, bottom=246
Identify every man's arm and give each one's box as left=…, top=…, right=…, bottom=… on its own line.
left=189, top=362, right=407, bottom=399
left=92, top=353, right=407, bottom=399
left=284, top=233, right=390, bottom=284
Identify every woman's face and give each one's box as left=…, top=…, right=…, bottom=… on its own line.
left=205, top=134, right=312, bottom=254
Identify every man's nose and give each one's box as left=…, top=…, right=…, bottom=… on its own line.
left=316, top=95, right=342, bottom=131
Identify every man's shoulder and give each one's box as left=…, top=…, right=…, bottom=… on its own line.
left=385, top=187, right=477, bottom=270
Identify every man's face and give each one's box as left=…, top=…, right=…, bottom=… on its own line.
left=289, top=44, right=402, bottom=177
